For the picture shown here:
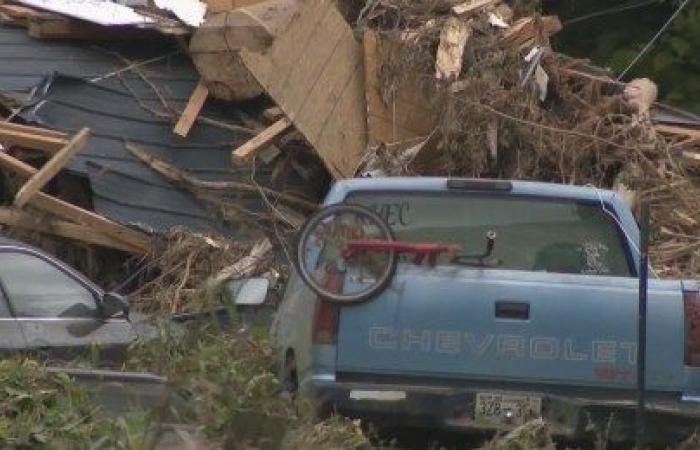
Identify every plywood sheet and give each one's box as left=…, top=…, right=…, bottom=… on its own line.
left=240, top=0, right=367, bottom=178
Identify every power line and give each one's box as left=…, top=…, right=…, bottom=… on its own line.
left=617, top=0, right=694, bottom=80
left=563, top=0, right=660, bottom=26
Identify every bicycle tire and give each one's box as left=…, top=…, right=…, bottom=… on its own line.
left=296, top=204, right=397, bottom=304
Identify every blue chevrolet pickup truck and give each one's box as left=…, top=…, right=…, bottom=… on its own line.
left=272, top=178, right=700, bottom=442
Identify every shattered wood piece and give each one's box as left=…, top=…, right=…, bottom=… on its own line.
left=0, top=152, right=151, bottom=254
left=488, top=12, right=508, bottom=28
left=232, top=117, right=292, bottom=164
left=654, top=124, right=700, bottom=139
left=494, top=3, right=513, bottom=22
left=0, top=125, right=68, bottom=153
left=189, top=0, right=300, bottom=102
left=240, top=0, right=368, bottom=178
left=624, top=78, right=657, bottom=117
left=212, top=238, right=272, bottom=283
left=173, top=81, right=209, bottom=137
left=502, top=16, right=561, bottom=48
left=0, top=207, right=141, bottom=253
left=452, top=0, right=499, bottom=17
left=14, top=128, right=90, bottom=208
left=436, top=17, right=470, bottom=81
left=364, top=30, right=439, bottom=146
left=262, top=106, right=284, bottom=124
left=205, top=0, right=267, bottom=13
left=27, top=16, right=156, bottom=40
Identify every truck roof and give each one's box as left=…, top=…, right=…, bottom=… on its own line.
left=326, top=177, right=619, bottom=204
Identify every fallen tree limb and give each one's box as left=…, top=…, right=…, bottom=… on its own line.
left=126, top=142, right=318, bottom=211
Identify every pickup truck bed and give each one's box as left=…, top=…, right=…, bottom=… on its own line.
left=273, top=178, right=700, bottom=443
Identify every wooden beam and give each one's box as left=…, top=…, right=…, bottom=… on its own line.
left=14, top=128, right=90, bottom=207
left=173, top=81, right=209, bottom=137
left=0, top=152, right=150, bottom=254
left=655, top=123, right=700, bottom=139
left=0, top=127, right=68, bottom=153
left=0, top=207, right=141, bottom=253
left=0, top=121, right=68, bottom=140
left=231, top=117, right=292, bottom=164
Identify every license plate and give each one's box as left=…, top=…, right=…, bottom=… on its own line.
left=475, top=393, right=542, bottom=426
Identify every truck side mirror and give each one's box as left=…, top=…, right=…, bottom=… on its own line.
left=222, top=278, right=269, bottom=306
left=101, top=292, right=129, bottom=319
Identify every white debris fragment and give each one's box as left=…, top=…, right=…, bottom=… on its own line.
left=535, top=64, right=549, bottom=102
left=17, top=0, right=152, bottom=25
left=154, top=0, right=207, bottom=27
left=488, top=12, right=509, bottom=28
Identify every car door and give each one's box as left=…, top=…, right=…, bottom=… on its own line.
left=0, top=249, right=137, bottom=360
left=0, top=286, right=28, bottom=353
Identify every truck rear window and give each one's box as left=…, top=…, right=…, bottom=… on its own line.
left=346, top=192, right=632, bottom=277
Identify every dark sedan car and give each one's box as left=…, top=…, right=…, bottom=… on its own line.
left=0, top=236, right=137, bottom=359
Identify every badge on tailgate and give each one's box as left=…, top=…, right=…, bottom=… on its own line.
left=475, top=393, right=542, bottom=426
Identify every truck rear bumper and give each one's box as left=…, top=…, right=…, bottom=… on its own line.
left=303, top=376, right=700, bottom=443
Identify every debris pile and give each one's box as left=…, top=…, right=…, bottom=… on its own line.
left=0, top=0, right=697, bottom=288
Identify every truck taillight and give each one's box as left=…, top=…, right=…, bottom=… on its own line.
left=311, top=267, right=342, bottom=345
left=684, top=290, right=700, bottom=366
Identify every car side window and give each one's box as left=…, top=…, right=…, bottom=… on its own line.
left=0, top=252, right=98, bottom=318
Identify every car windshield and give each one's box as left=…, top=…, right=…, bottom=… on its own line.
left=346, top=192, right=633, bottom=277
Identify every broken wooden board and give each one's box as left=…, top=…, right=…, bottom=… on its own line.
left=363, top=30, right=439, bottom=147
left=240, top=0, right=368, bottom=178
left=452, top=0, right=499, bottom=17
left=0, top=3, right=57, bottom=27
left=0, top=207, right=142, bottom=253
left=232, top=116, right=292, bottom=164
left=14, top=128, right=90, bottom=207
left=189, top=0, right=300, bottom=102
left=173, top=81, right=209, bottom=137
left=435, top=17, right=470, bottom=80
left=0, top=123, right=68, bottom=152
left=16, top=0, right=152, bottom=25
left=0, top=152, right=151, bottom=254
left=501, top=16, right=562, bottom=49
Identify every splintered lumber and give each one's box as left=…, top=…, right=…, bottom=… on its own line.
left=435, top=17, right=470, bottom=81
left=0, top=3, right=56, bottom=26
left=189, top=0, right=300, bottom=102
left=0, top=123, right=68, bottom=153
left=232, top=117, right=291, bottom=164
left=240, top=0, right=368, bottom=178
left=501, top=16, right=562, bottom=49
left=0, top=152, right=150, bottom=254
left=173, top=81, right=209, bottom=137
left=0, top=207, right=141, bottom=253
left=205, top=0, right=267, bottom=12
left=452, top=0, right=499, bottom=17
left=363, top=30, right=438, bottom=146
left=0, top=121, right=67, bottom=140
left=14, top=128, right=90, bottom=207
left=654, top=124, right=700, bottom=139
left=27, top=17, right=156, bottom=40
left=211, top=237, right=272, bottom=283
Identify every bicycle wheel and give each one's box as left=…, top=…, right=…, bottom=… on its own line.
left=296, top=204, right=397, bottom=303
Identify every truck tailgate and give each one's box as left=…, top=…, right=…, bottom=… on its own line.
left=336, top=266, right=684, bottom=391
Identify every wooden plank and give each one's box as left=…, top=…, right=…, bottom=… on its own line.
left=452, top=0, right=499, bottom=17
left=14, top=128, right=90, bottom=207
left=0, top=152, right=150, bottom=254
left=27, top=17, right=156, bottom=40
left=173, top=81, right=209, bottom=137
left=0, top=121, right=68, bottom=140
left=435, top=17, right=470, bottom=80
left=0, top=127, right=68, bottom=153
left=0, top=207, right=141, bottom=253
left=240, top=0, right=368, bottom=178
left=232, top=117, right=292, bottom=164
left=655, top=123, right=700, bottom=139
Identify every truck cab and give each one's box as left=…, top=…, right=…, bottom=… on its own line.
left=272, top=178, right=700, bottom=442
